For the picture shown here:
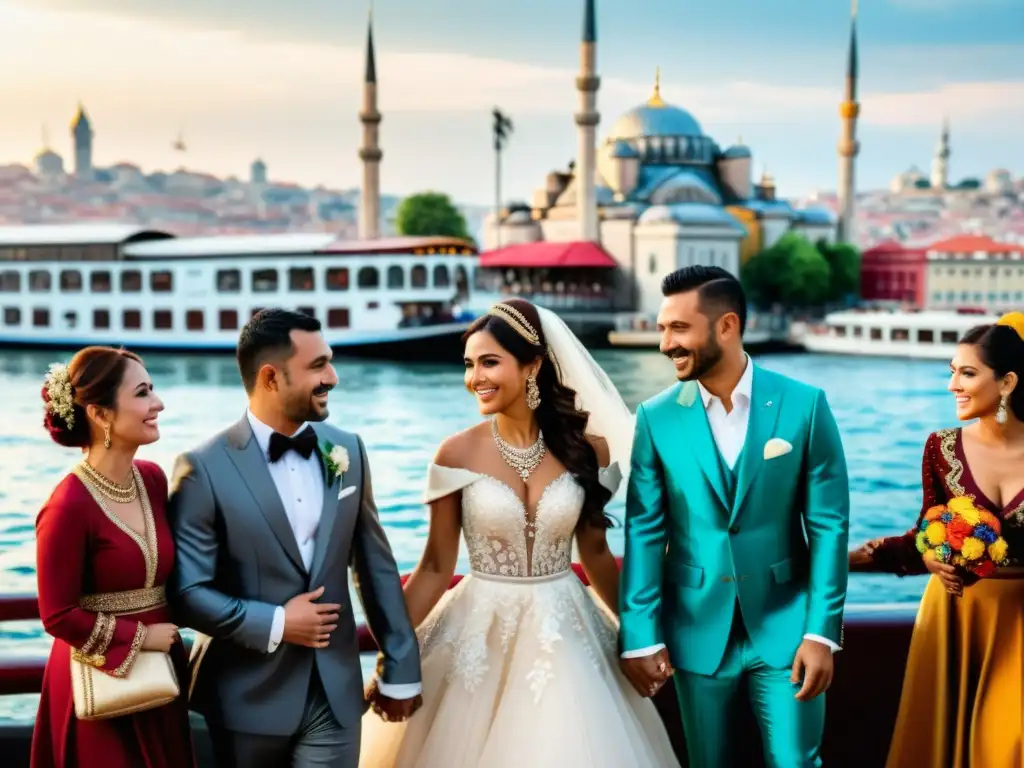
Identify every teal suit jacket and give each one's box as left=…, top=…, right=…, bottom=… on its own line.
left=619, top=365, right=850, bottom=675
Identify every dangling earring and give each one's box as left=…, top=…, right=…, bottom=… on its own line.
left=526, top=375, right=541, bottom=410
left=103, top=424, right=112, bottom=449
left=995, top=395, right=1009, bottom=425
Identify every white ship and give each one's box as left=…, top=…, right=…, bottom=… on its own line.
left=0, top=224, right=480, bottom=358
left=801, top=308, right=1000, bottom=360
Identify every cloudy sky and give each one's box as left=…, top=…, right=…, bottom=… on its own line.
left=0, top=0, right=1020, bottom=204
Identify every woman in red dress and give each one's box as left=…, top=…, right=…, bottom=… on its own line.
left=851, top=313, right=1024, bottom=767
left=31, top=346, right=195, bottom=768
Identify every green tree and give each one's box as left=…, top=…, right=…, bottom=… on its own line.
left=816, top=239, right=861, bottom=303
left=742, top=232, right=831, bottom=310
left=394, top=192, right=470, bottom=239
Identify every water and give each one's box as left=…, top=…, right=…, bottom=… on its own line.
left=0, top=348, right=955, bottom=722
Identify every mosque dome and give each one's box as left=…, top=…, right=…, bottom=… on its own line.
left=605, top=68, right=704, bottom=142
left=721, top=142, right=752, bottom=160
left=34, top=146, right=64, bottom=177
left=607, top=103, right=703, bottom=142
left=610, top=139, right=640, bottom=159
left=504, top=210, right=533, bottom=224
left=597, top=69, right=718, bottom=189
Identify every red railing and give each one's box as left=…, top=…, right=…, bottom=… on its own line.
left=0, top=564, right=921, bottom=767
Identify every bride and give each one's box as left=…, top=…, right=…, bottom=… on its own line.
left=359, top=298, right=679, bottom=767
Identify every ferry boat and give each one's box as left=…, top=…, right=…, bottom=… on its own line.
left=801, top=308, right=1000, bottom=360
left=608, top=310, right=795, bottom=351
left=0, top=224, right=480, bottom=359
left=0, top=559, right=917, bottom=767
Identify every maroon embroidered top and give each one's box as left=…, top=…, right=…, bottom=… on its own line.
left=871, top=428, right=1024, bottom=575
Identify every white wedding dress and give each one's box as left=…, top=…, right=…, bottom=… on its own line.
left=359, top=462, right=680, bottom=768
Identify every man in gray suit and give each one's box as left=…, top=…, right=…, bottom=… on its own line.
left=168, top=308, right=422, bottom=767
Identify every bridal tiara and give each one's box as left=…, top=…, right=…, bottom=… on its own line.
left=486, top=303, right=565, bottom=382
left=487, top=303, right=541, bottom=346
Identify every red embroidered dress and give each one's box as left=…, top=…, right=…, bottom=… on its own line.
left=31, top=460, right=194, bottom=768
left=873, top=427, right=1024, bottom=574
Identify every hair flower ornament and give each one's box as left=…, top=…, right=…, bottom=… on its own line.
left=44, top=362, right=76, bottom=429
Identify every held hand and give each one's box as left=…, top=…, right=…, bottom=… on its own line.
left=924, top=555, right=963, bottom=596
left=619, top=648, right=674, bottom=698
left=790, top=639, right=834, bottom=702
left=142, top=623, right=179, bottom=652
left=848, top=537, right=885, bottom=571
left=367, top=679, right=423, bottom=723
left=282, top=586, right=342, bottom=649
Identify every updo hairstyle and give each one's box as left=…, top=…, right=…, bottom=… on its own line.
left=41, top=346, right=143, bottom=448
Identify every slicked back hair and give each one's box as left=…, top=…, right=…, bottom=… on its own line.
left=661, top=265, right=747, bottom=336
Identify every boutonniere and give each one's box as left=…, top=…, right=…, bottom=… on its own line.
left=319, top=441, right=349, bottom=486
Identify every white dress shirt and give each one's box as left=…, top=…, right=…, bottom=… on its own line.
left=622, top=356, right=840, bottom=659
left=248, top=411, right=421, bottom=699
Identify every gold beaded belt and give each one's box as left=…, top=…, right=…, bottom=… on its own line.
left=79, top=585, right=167, bottom=616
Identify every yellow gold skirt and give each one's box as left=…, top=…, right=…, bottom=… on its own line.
left=886, top=570, right=1024, bottom=768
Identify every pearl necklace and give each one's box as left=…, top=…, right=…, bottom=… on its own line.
left=491, top=419, right=546, bottom=482
left=78, top=460, right=138, bottom=504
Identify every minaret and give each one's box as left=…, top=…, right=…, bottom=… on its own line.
left=836, top=0, right=860, bottom=244
left=358, top=9, right=382, bottom=240
left=931, top=118, right=950, bottom=190
left=70, top=102, right=94, bottom=181
left=574, top=0, right=600, bottom=242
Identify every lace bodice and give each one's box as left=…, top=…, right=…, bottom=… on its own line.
left=425, top=463, right=622, bottom=578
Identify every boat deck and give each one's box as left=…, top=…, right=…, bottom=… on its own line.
left=0, top=565, right=917, bottom=767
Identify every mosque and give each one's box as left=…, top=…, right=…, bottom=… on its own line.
left=480, top=0, right=857, bottom=316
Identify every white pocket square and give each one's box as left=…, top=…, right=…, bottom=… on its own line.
left=338, top=486, right=357, bottom=501
left=763, top=438, right=793, bottom=460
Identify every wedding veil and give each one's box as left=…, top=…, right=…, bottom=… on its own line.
left=535, top=306, right=636, bottom=474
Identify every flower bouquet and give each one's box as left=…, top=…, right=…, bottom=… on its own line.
left=915, top=496, right=1010, bottom=578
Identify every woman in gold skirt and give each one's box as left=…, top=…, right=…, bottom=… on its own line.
left=851, top=312, right=1024, bottom=768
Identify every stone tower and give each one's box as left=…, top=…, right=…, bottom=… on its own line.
left=575, top=0, right=600, bottom=242
left=836, top=0, right=860, bottom=244
left=70, top=103, right=94, bottom=181
left=931, top=118, right=950, bottom=190
left=358, top=10, right=382, bottom=240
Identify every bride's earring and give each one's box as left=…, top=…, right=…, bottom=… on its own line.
left=104, top=424, right=112, bottom=449
left=526, top=375, right=541, bottom=410
left=995, top=394, right=1009, bottom=425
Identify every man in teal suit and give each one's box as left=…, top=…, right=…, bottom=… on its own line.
left=619, top=266, right=849, bottom=767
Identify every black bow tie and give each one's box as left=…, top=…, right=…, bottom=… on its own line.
left=268, top=426, right=317, bottom=463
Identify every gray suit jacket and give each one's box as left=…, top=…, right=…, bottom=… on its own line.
left=167, top=416, right=420, bottom=736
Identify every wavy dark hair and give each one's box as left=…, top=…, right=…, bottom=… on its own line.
left=960, top=321, right=1024, bottom=422
left=463, top=299, right=612, bottom=529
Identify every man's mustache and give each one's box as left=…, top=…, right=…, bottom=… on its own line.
left=312, top=384, right=334, bottom=396
left=664, top=347, right=691, bottom=359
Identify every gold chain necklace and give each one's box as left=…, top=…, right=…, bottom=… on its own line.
left=491, top=419, right=546, bottom=482
left=77, top=460, right=138, bottom=504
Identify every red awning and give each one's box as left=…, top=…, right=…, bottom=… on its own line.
left=479, top=241, right=617, bottom=269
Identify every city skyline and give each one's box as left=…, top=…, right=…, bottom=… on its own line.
left=0, top=0, right=1020, bottom=205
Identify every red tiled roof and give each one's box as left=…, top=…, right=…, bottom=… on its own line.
left=927, top=234, right=1010, bottom=253
left=479, top=241, right=617, bottom=269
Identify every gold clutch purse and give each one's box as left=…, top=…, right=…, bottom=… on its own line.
left=71, top=649, right=180, bottom=721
